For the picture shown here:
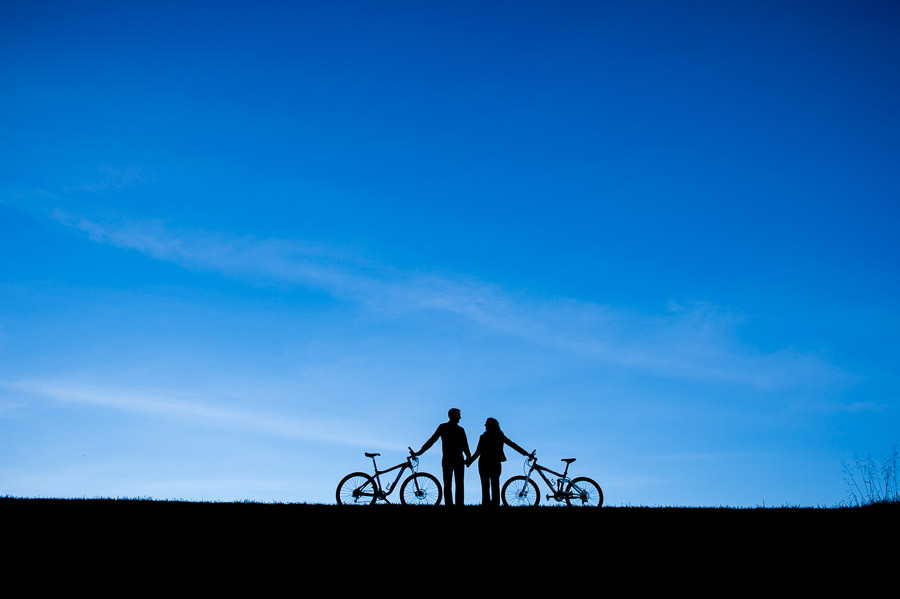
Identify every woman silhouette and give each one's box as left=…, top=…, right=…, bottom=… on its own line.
left=468, top=417, right=532, bottom=507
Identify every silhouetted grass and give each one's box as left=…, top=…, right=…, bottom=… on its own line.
left=5, top=494, right=894, bottom=538
left=4, top=495, right=896, bottom=587
left=842, top=443, right=900, bottom=506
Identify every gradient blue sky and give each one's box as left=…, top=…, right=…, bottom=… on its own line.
left=2, top=0, right=898, bottom=506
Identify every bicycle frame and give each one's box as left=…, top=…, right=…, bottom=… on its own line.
left=502, top=452, right=602, bottom=507
left=337, top=447, right=444, bottom=506
left=370, top=455, right=416, bottom=500
left=524, top=458, right=574, bottom=501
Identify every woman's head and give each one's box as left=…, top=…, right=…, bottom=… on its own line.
left=485, top=417, right=500, bottom=432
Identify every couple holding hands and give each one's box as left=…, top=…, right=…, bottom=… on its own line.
left=413, top=408, right=532, bottom=507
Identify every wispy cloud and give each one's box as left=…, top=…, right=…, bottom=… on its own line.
left=50, top=211, right=844, bottom=389
left=4, top=379, right=394, bottom=449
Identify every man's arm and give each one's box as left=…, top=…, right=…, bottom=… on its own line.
left=462, top=429, right=471, bottom=461
left=414, top=425, right=442, bottom=456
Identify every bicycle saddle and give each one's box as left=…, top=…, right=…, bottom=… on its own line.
left=561, top=458, right=576, bottom=464
left=365, top=452, right=380, bottom=458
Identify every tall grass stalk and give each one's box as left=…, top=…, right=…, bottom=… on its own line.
left=842, top=443, right=900, bottom=506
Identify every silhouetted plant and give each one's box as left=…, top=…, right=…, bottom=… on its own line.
left=842, top=443, right=899, bottom=506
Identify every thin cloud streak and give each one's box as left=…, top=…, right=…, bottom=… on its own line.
left=5, top=380, right=394, bottom=450
left=52, top=211, right=844, bottom=389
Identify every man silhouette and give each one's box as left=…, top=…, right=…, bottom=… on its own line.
left=413, top=408, right=471, bottom=506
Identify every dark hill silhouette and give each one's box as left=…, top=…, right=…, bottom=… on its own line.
left=4, top=497, right=895, bottom=590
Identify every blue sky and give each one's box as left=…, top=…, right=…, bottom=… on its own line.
left=2, top=0, right=898, bottom=506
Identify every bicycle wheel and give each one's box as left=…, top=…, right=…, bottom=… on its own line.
left=501, top=476, right=540, bottom=507
left=336, top=472, right=378, bottom=505
left=565, top=477, right=603, bottom=507
left=400, top=473, right=442, bottom=505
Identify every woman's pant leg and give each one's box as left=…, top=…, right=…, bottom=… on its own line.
left=479, top=462, right=501, bottom=506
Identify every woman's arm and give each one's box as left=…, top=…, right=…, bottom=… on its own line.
left=503, top=434, right=530, bottom=457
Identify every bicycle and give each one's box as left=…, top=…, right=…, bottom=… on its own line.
left=501, top=451, right=603, bottom=507
left=336, top=447, right=443, bottom=505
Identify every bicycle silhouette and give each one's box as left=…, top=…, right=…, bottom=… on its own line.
left=502, top=451, right=603, bottom=507
left=336, top=447, right=443, bottom=505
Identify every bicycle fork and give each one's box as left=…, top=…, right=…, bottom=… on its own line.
left=409, top=477, right=427, bottom=500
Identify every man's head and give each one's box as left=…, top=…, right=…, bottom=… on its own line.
left=448, top=408, right=461, bottom=423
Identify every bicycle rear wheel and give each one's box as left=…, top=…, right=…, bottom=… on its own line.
left=502, top=476, right=540, bottom=506
left=336, top=472, right=377, bottom=505
left=400, top=473, right=442, bottom=505
left=565, top=477, right=603, bottom=507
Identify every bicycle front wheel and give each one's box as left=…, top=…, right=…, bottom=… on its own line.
left=502, top=476, right=540, bottom=507
left=336, top=472, right=377, bottom=505
left=565, top=477, right=603, bottom=507
left=400, top=473, right=442, bottom=505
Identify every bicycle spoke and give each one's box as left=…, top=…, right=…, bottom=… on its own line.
left=565, top=477, right=602, bottom=507
left=400, top=473, right=442, bottom=505
left=336, top=473, right=378, bottom=506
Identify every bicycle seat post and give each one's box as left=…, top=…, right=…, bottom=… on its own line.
left=365, top=451, right=381, bottom=473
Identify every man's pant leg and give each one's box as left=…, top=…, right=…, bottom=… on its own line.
left=442, top=461, right=464, bottom=506
left=453, top=461, right=464, bottom=506
left=442, top=462, right=454, bottom=506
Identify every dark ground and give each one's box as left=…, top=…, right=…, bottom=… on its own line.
left=4, top=497, right=895, bottom=590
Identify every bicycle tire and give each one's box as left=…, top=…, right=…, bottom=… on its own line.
left=501, top=475, right=540, bottom=507
left=565, top=476, right=603, bottom=507
left=400, top=472, right=442, bottom=505
left=336, top=472, right=378, bottom=505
